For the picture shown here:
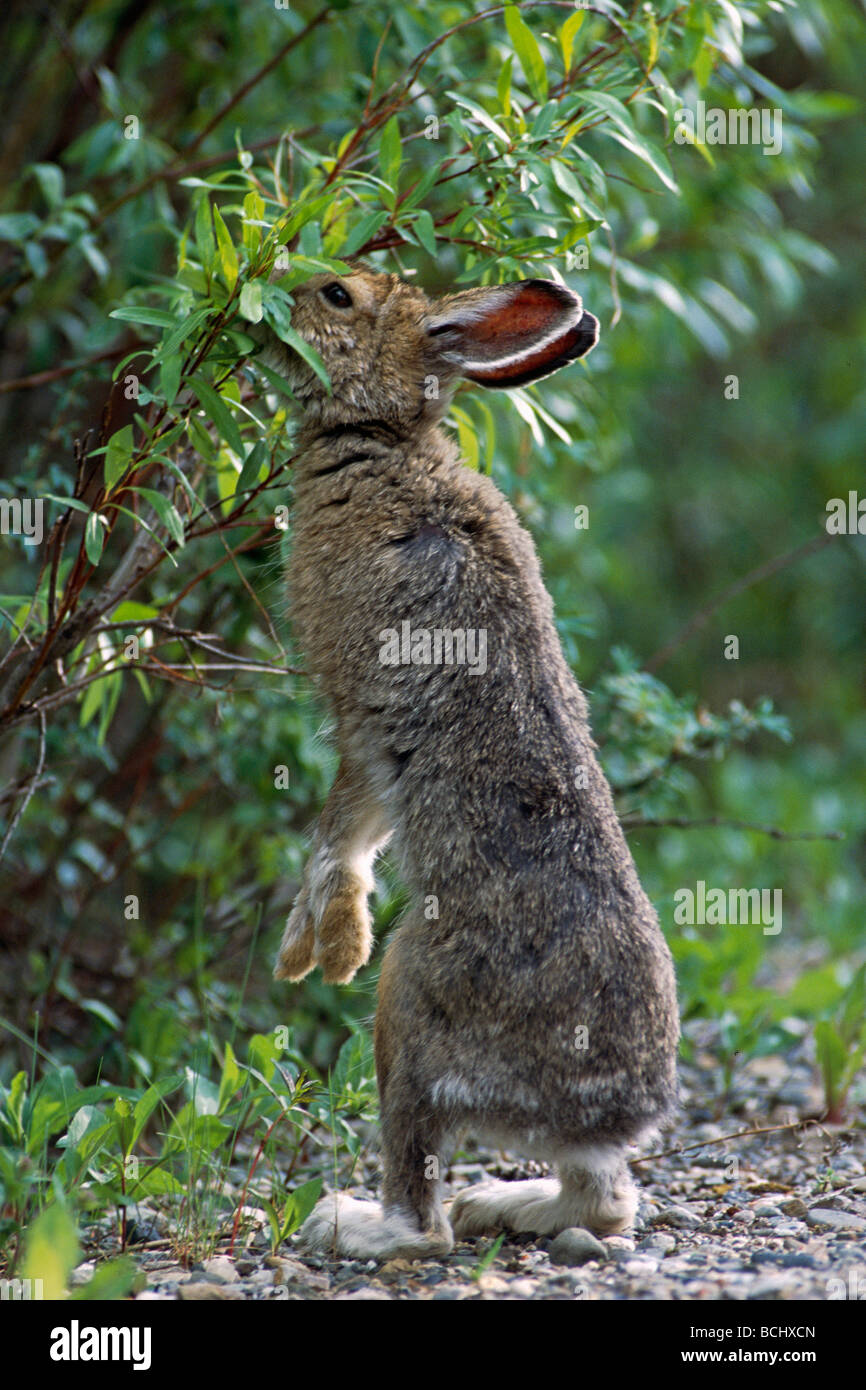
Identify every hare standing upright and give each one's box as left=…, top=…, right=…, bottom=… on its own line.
left=266, top=267, right=679, bottom=1258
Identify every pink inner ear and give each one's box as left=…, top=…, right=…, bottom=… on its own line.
left=467, top=318, right=593, bottom=386
left=468, top=283, right=578, bottom=345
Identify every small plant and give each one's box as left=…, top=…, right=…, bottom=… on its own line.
left=814, top=965, right=866, bottom=1123
left=471, top=1233, right=506, bottom=1281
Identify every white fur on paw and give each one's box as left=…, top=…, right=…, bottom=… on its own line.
left=450, top=1179, right=563, bottom=1237
left=297, top=1194, right=453, bottom=1260
left=451, top=1173, right=637, bottom=1238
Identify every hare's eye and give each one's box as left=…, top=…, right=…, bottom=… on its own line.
left=321, top=282, right=352, bottom=309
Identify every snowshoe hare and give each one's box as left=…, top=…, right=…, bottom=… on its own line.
left=266, top=266, right=679, bottom=1259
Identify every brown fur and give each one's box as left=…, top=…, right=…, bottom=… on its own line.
left=264, top=268, right=679, bottom=1257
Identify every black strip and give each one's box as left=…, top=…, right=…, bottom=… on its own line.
left=309, top=452, right=373, bottom=478
left=313, top=419, right=403, bottom=444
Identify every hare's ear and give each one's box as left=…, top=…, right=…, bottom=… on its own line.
left=423, top=279, right=598, bottom=389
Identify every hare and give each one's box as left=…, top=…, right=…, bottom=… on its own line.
left=265, top=266, right=679, bottom=1259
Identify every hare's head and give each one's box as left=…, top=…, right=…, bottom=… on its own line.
left=263, top=266, right=598, bottom=432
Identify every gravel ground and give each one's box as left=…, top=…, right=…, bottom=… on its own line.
left=84, top=1020, right=865, bottom=1303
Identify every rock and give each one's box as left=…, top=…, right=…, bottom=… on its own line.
left=776, top=1252, right=822, bottom=1269
left=478, top=1274, right=511, bottom=1295
left=639, top=1233, right=677, bottom=1255
left=506, top=1278, right=539, bottom=1298
left=549, top=1228, right=607, bottom=1265
left=746, top=1277, right=798, bottom=1300
left=178, top=1282, right=245, bottom=1300
left=334, top=1286, right=393, bottom=1300
left=780, top=1198, right=808, bottom=1217
left=805, top=1208, right=866, bottom=1234
left=69, top=1262, right=96, bottom=1288
left=648, top=1205, right=702, bottom=1230
left=605, top=1235, right=636, bottom=1252
left=201, top=1255, right=240, bottom=1284
left=378, top=1258, right=415, bottom=1282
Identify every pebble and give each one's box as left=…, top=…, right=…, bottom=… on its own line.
left=805, top=1208, right=866, bottom=1234
left=549, top=1228, right=607, bottom=1265
left=648, top=1204, right=703, bottom=1230
left=178, top=1282, right=246, bottom=1300
left=201, top=1255, right=240, bottom=1284
left=639, top=1233, right=677, bottom=1255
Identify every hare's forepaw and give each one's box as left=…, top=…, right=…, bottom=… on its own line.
left=308, top=857, right=375, bottom=984
left=316, top=891, right=373, bottom=984
left=297, top=1193, right=453, bottom=1260
left=273, top=890, right=318, bottom=981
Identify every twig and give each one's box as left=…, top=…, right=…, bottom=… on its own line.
left=0, top=346, right=129, bottom=394
left=644, top=532, right=838, bottom=674
left=630, top=1119, right=823, bottom=1167
left=0, top=708, right=47, bottom=862
left=623, top=815, right=844, bottom=842
left=183, top=7, right=333, bottom=158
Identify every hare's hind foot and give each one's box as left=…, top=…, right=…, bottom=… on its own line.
left=297, top=1193, right=453, bottom=1260
left=450, top=1150, right=637, bottom=1239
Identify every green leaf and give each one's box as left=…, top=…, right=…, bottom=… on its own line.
left=378, top=115, right=402, bottom=190
left=154, top=306, right=212, bottom=365
left=340, top=210, right=389, bottom=257
left=275, top=325, right=331, bottom=393
left=44, top=492, right=90, bottom=515
left=81, top=998, right=122, bottom=1029
left=32, top=162, right=65, bottom=208
left=22, top=1204, right=80, bottom=1301
left=560, top=10, right=585, bottom=72
left=602, top=126, right=679, bottom=194
left=237, top=440, right=269, bottom=492
left=109, top=306, right=179, bottom=328
left=242, top=190, right=265, bottom=254
left=131, top=1074, right=185, bottom=1148
left=0, top=212, right=40, bottom=241
left=505, top=4, right=548, bottom=103
left=213, top=204, right=239, bottom=291
left=280, top=1176, right=323, bottom=1238
left=217, top=1042, right=243, bottom=1113
left=190, top=375, right=245, bottom=456
left=195, top=195, right=216, bottom=273
left=411, top=209, right=437, bottom=256
left=71, top=1257, right=137, bottom=1302
left=131, top=487, right=186, bottom=547
left=252, top=358, right=295, bottom=399
left=497, top=54, right=513, bottom=117
left=85, top=512, right=108, bottom=566
left=159, top=353, right=182, bottom=406
left=239, top=280, right=263, bottom=323
left=104, top=424, right=134, bottom=492
left=276, top=194, right=335, bottom=245
left=449, top=94, right=510, bottom=145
